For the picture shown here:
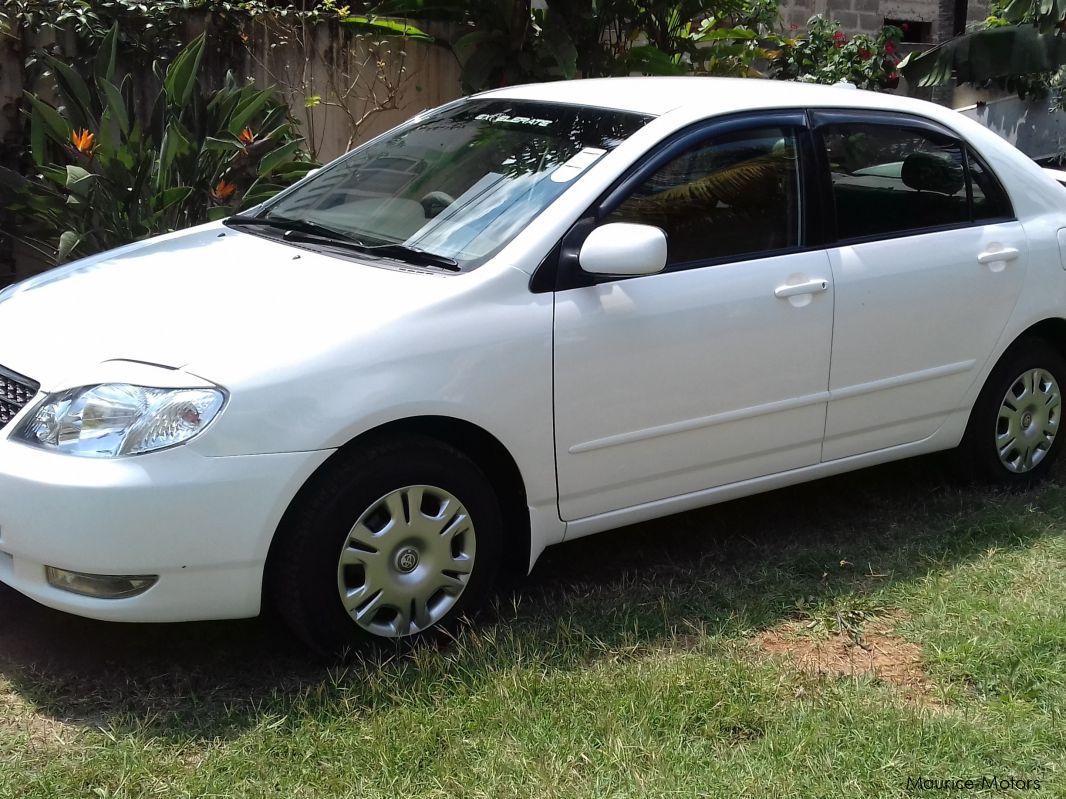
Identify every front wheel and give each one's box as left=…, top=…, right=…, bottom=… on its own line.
left=270, top=436, right=503, bottom=655
left=953, top=338, right=1066, bottom=486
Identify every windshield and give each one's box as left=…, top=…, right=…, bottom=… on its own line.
left=258, top=99, right=652, bottom=269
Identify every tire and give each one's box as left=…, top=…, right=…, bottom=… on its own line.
left=952, top=337, right=1066, bottom=487
left=270, top=435, right=503, bottom=656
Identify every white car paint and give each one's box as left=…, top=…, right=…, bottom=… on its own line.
left=0, top=77, right=1065, bottom=623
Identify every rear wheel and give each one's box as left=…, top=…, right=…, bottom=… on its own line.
left=271, top=436, right=503, bottom=656
left=953, top=338, right=1065, bottom=486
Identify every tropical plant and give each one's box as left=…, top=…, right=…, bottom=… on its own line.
left=899, top=0, right=1066, bottom=101
left=371, top=0, right=785, bottom=90
left=0, top=26, right=317, bottom=264
left=769, top=15, right=903, bottom=90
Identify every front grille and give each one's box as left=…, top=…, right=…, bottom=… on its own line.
left=0, top=364, right=38, bottom=430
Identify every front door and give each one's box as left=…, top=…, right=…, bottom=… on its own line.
left=553, top=120, right=835, bottom=520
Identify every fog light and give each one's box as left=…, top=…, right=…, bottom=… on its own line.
left=45, top=567, right=157, bottom=598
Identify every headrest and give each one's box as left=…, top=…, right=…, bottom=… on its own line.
left=900, top=151, right=965, bottom=195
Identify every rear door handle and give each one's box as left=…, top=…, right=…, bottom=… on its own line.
left=774, top=279, right=829, bottom=299
left=977, top=247, right=1020, bottom=265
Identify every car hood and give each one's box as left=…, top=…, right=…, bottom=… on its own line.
left=0, top=223, right=470, bottom=391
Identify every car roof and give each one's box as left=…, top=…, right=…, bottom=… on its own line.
left=477, top=76, right=940, bottom=118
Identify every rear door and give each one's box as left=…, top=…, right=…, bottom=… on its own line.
left=811, top=111, right=1027, bottom=461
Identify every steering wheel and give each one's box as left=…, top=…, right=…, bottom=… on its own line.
left=419, top=191, right=455, bottom=219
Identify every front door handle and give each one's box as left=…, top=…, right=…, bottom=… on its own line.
left=774, top=278, right=829, bottom=299
left=977, top=247, right=1020, bottom=265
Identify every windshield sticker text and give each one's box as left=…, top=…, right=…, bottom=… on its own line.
left=476, top=113, right=553, bottom=128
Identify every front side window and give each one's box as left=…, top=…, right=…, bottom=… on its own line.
left=261, top=100, right=651, bottom=269
left=820, top=123, right=975, bottom=240
left=608, top=126, right=802, bottom=266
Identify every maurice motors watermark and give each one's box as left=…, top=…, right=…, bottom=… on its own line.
left=906, top=776, right=1041, bottom=792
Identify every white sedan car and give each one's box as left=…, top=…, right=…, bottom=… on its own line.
left=1, top=78, right=1064, bottom=653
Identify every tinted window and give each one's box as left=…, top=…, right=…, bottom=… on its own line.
left=609, top=126, right=802, bottom=266
left=968, top=148, right=1013, bottom=221
left=821, top=123, right=969, bottom=239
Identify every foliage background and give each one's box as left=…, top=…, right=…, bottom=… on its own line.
left=0, top=0, right=906, bottom=269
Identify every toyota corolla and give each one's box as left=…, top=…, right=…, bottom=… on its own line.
left=1, top=77, right=1064, bottom=653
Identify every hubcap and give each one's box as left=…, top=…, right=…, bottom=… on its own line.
left=996, top=367, right=1061, bottom=474
left=336, top=484, right=476, bottom=638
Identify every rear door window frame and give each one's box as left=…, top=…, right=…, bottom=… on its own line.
left=807, top=108, right=1016, bottom=247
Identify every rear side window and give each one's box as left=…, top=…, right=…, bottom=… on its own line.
left=820, top=123, right=973, bottom=240
left=608, top=126, right=802, bottom=266
left=819, top=122, right=1013, bottom=241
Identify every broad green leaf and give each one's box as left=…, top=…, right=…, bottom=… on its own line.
left=900, top=25, right=1066, bottom=87
left=156, top=186, right=193, bottom=212
left=45, top=55, right=93, bottom=128
left=39, top=166, right=68, bottom=187
left=204, top=136, right=244, bottom=152
left=163, top=32, right=206, bottom=107
left=26, top=94, right=72, bottom=146
left=97, top=78, right=129, bottom=136
left=207, top=205, right=234, bottom=221
left=258, top=140, right=302, bottom=176
left=29, top=106, right=46, bottom=166
left=157, top=121, right=195, bottom=186
left=65, top=165, right=94, bottom=198
left=240, top=176, right=284, bottom=208
left=625, top=45, right=687, bottom=76
left=57, top=230, right=83, bottom=263
left=94, top=23, right=119, bottom=83
left=228, top=90, right=273, bottom=136
left=697, top=26, right=758, bottom=42
left=338, top=15, right=433, bottom=40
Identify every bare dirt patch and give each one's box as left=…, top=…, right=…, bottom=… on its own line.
left=754, top=611, right=946, bottom=710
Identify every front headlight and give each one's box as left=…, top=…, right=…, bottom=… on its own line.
left=13, top=384, right=225, bottom=458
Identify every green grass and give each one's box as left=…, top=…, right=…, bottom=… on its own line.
left=3, top=455, right=1066, bottom=797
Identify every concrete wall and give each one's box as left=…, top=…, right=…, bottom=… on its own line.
left=779, top=0, right=991, bottom=38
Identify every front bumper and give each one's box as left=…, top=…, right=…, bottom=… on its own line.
left=0, top=439, right=331, bottom=622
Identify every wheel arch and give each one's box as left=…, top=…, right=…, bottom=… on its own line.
left=265, top=415, right=532, bottom=593
left=1019, top=317, right=1066, bottom=361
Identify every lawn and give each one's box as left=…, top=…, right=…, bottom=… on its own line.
left=2, top=455, right=1065, bottom=798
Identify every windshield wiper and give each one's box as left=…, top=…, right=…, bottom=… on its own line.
left=350, top=242, right=461, bottom=271
left=275, top=229, right=461, bottom=272
left=226, top=214, right=461, bottom=271
left=225, top=214, right=360, bottom=242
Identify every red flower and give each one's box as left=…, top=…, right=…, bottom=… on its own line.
left=885, top=40, right=896, bottom=54
left=859, top=48, right=872, bottom=59
left=833, top=30, right=846, bottom=48
left=889, top=71, right=899, bottom=79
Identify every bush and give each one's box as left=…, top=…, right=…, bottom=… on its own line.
left=769, top=15, right=903, bottom=91
left=0, top=26, right=317, bottom=264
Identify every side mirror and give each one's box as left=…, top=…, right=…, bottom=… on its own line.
left=579, top=222, right=667, bottom=277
